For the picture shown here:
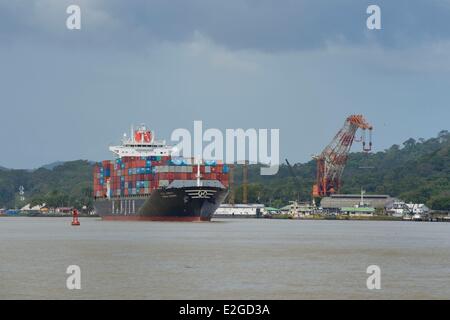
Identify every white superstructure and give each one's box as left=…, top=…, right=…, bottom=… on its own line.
left=109, top=124, right=175, bottom=158
left=387, top=201, right=430, bottom=217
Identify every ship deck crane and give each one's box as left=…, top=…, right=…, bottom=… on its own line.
left=312, top=115, right=373, bottom=198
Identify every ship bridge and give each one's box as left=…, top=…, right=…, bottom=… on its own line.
left=109, top=124, right=174, bottom=158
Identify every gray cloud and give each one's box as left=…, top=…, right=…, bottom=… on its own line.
left=0, top=1, right=449, bottom=168
left=1, top=0, right=450, bottom=52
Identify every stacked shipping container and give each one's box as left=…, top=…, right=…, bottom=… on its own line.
left=93, top=156, right=229, bottom=199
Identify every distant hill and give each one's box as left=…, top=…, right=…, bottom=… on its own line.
left=0, top=160, right=93, bottom=209
left=225, top=130, right=450, bottom=210
left=0, top=131, right=449, bottom=210
left=39, top=161, right=65, bottom=170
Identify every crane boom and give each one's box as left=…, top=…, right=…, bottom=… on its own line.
left=312, top=115, right=373, bottom=197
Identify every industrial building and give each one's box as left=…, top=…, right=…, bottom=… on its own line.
left=320, top=194, right=397, bottom=211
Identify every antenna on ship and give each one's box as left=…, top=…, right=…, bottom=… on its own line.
left=196, top=158, right=202, bottom=187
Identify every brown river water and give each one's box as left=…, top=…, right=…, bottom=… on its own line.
left=0, top=217, right=449, bottom=299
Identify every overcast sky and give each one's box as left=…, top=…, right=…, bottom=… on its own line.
left=1, top=0, right=449, bottom=169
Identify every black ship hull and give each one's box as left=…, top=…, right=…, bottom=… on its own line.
left=94, top=186, right=228, bottom=221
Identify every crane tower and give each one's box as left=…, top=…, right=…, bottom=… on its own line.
left=312, top=115, right=373, bottom=197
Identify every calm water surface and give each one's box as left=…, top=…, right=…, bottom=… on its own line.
left=0, top=217, right=449, bottom=299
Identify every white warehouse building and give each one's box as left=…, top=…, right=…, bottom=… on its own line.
left=214, top=204, right=265, bottom=218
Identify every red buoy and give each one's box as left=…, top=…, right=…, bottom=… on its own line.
left=71, top=209, right=80, bottom=226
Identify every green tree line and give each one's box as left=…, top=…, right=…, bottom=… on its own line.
left=0, top=131, right=449, bottom=210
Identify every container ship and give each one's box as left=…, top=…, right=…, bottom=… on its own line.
left=93, top=125, right=229, bottom=221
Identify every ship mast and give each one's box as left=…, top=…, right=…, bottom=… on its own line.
left=196, top=159, right=202, bottom=187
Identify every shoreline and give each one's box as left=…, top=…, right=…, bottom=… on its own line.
left=1, top=214, right=449, bottom=223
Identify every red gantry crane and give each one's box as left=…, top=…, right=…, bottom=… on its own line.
left=312, top=115, right=373, bottom=198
